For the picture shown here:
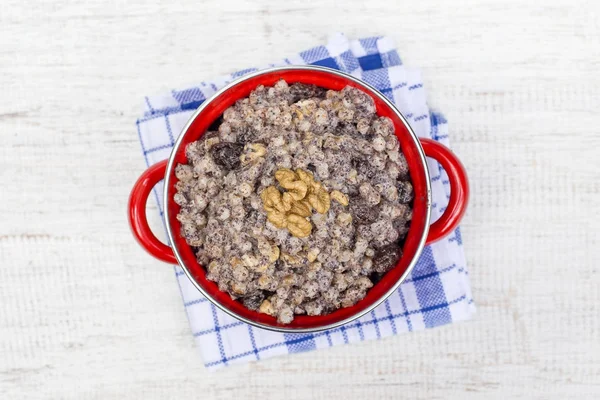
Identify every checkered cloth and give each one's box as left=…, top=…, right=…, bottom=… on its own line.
left=136, top=33, right=475, bottom=370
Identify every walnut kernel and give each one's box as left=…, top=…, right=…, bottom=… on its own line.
left=240, top=143, right=267, bottom=164
left=330, top=190, right=349, bottom=206
left=308, top=190, right=331, bottom=214
left=286, top=214, right=313, bottom=238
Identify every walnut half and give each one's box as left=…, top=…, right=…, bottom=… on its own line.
left=330, top=190, right=349, bottom=206
left=240, top=143, right=267, bottom=165
left=275, top=168, right=308, bottom=200
left=286, top=214, right=312, bottom=238
left=261, top=168, right=347, bottom=238
left=308, top=190, right=331, bottom=214
left=266, top=209, right=287, bottom=229
left=289, top=199, right=312, bottom=217
left=282, top=180, right=308, bottom=201
left=261, top=186, right=290, bottom=213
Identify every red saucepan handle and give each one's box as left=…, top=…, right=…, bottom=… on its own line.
left=420, top=138, right=470, bottom=245
left=128, top=160, right=177, bottom=264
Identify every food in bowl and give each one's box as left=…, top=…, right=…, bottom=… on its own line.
left=173, top=80, right=414, bottom=324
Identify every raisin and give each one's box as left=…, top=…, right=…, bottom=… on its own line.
left=373, top=244, right=403, bottom=274
left=397, top=181, right=414, bottom=203
left=210, top=142, right=244, bottom=170
left=369, top=272, right=385, bottom=285
left=208, top=116, right=224, bottom=132
left=242, top=292, right=265, bottom=311
left=289, top=83, right=326, bottom=103
left=349, top=196, right=379, bottom=224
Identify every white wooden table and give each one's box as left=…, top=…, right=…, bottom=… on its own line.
left=1, top=1, right=599, bottom=398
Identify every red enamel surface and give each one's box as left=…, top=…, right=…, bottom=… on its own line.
left=420, top=138, right=470, bottom=245
left=128, top=160, right=177, bottom=264
left=165, top=69, right=430, bottom=330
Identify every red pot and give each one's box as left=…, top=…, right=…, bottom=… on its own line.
left=128, top=66, right=469, bottom=333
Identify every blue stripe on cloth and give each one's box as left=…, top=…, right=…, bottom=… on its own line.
left=172, top=87, right=205, bottom=105
left=430, top=111, right=448, bottom=126
left=361, top=69, right=393, bottom=100
left=338, top=50, right=360, bottom=72
left=362, top=68, right=392, bottom=91
left=184, top=297, right=208, bottom=307
left=247, top=325, right=260, bottom=360
left=144, top=96, right=155, bottom=114
left=300, top=45, right=331, bottom=63
left=210, top=305, right=229, bottom=366
left=181, top=100, right=205, bottom=111
left=381, top=50, right=402, bottom=67
left=311, top=57, right=340, bottom=69
left=139, top=107, right=183, bottom=121
left=449, top=228, right=463, bottom=245
left=430, top=112, right=449, bottom=140
left=232, top=68, right=259, bottom=78
left=358, top=54, right=383, bottom=70
left=203, top=335, right=294, bottom=367
left=358, top=37, right=381, bottom=53
left=404, top=263, right=457, bottom=285
left=355, top=319, right=365, bottom=340
left=421, top=302, right=453, bottom=328
left=164, top=115, right=176, bottom=145
left=384, top=294, right=398, bottom=334
left=397, top=283, right=413, bottom=332
left=370, top=310, right=381, bottom=338
left=413, top=247, right=452, bottom=328
left=135, top=120, right=147, bottom=154
left=193, top=321, right=243, bottom=337
left=340, top=325, right=349, bottom=343
left=324, top=330, right=333, bottom=346
left=283, top=333, right=316, bottom=353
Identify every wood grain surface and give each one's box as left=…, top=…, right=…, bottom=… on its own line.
left=1, top=0, right=599, bottom=399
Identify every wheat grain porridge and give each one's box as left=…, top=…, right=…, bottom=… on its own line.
left=174, top=80, right=414, bottom=324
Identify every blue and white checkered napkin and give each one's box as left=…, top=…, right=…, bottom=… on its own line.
left=136, top=33, right=475, bottom=370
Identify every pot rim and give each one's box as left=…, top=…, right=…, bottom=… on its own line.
left=163, top=65, right=432, bottom=333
